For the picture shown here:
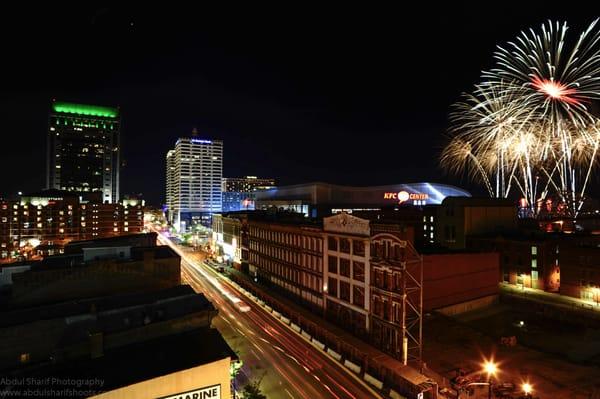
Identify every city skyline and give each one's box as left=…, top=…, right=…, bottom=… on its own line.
left=3, top=5, right=600, bottom=205
left=3, top=6, right=600, bottom=399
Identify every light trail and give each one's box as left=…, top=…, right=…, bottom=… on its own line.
left=155, top=226, right=383, bottom=399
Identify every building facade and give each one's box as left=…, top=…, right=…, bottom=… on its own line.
left=247, top=215, right=325, bottom=311
left=435, top=197, right=517, bottom=250
left=323, top=213, right=372, bottom=339
left=469, top=233, right=600, bottom=302
left=0, top=190, right=144, bottom=262
left=166, top=135, right=223, bottom=230
left=254, top=182, right=471, bottom=218
left=211, top=214, right=242, bottom=267
left=221, top=176, right=276, bottom=212
left=47, top=101, right=120, bottom=203
left=239, top=211, right=498, bottom=363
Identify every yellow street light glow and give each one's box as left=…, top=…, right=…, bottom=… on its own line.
left=522, top=382, right=533, bottom=394
left=483, top=361, right=497, bottom=376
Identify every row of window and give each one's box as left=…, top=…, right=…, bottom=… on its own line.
left=249, top=240, right=322, bottom=273
left=249, top=252, right=322, bottom=293
left=327, top=277, right=365, bottom=307
left=250, top=227, right=323, bottom=253
left=327, top=256, right=365, bottom=282
left=327, top=236, right=365, bottom=255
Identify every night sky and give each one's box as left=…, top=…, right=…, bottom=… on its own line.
left=1, top=4, right=597, bottom=205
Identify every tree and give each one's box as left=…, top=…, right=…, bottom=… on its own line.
left=242, top=380, right=266, bottom=399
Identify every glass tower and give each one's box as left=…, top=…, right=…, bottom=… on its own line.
left=46, top=101, right=120, bottom=203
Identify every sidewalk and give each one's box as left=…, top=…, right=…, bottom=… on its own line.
left=500, top=283, right=600, bottom=319
left=227, top=268, right=442, bottom=398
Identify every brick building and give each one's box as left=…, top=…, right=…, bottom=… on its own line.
left=469, top=232, right=600, bottom=302
left=0, top=190, right=144, bottom=262
left=247, top=213, right=324, bottom=312
left=233, top=210, right=499, bottom=362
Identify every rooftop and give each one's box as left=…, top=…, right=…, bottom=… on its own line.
left=51, top=101, right=119, bottom=118
left=64, top=232, right=157, bottom=253
left=0, top=285, right=202, bottom=328
left=27, top=244, right=177, bottom=272
left=3, top=328, right=235, bottom=397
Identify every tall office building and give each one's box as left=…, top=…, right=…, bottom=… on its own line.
left=222, top=176, right=276, bottom=212
left=166, top=134, right=223, bottom=231
left=47, top=101, right=121, bottom=203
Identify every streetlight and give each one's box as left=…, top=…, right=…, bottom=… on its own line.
left=483, top=361, right=497, bottom=376
left=483, top=360, right=498, bottom=399
left=522, top=382, right=533, bottom=398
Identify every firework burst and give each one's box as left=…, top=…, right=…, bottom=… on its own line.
left=443, top=19, right=600, bottom=217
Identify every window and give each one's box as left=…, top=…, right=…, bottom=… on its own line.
left=328, top=277, right=337, bottom=297
left=531, top=246, right=538, bottom=256
left=353, top=286, right=364, bottom=307
left=353, top=240, right=365, bottom=256
left=20, top=353, right=30, bottom=364
left=328, top=236, right=337, bottom=251
left=353, top=261, right=365, bottom=282
left=339, top=281, right=350, bottom=302
left=340, top=238, right=351, bottom=253
left=328, top=256, right=337, bottom=274
left=340, top=258, right=350, bottom=277
left=531, top=259, right=537, bottom=269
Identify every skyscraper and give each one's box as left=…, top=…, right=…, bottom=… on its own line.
left=165, top=133, right=223, bottom=231
left=221, top=176, right=276, bottom=212
left=47, top=101, right=120, bottom=203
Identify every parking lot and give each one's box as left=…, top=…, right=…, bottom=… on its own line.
left=423, top=303, right=600, bottom=399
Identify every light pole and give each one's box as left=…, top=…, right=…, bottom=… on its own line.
left=483, top=360, right=498, bottom=399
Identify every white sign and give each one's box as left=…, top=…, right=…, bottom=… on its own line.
left=324, top=213, right=370, bottom=236
left=159, top=384, right=221, bottom=399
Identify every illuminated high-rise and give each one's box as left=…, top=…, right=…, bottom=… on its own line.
left=165, top=133, right=223, bottom=230
left=46, top=101, right=120, bottom=203
left=221, top=176, right=276, bottom=212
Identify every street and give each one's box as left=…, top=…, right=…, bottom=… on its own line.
left=154, top=228, right=382, bottom=399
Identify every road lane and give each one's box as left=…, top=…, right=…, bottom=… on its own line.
left=154, top=227, right=382, bottom=399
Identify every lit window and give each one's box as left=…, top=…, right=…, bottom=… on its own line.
left=37, top=223, right=42, bottom=228
left=59, top=228, right=64, bottom=233
left=19, top=353, right=30, bottom=364
left=113, top=227, right=118, bottom=232
left=430, top=216, right=434, bottom=222
left=531, top=246, right=537, bottom=255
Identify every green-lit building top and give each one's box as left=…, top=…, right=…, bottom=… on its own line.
left=52, top=101, right=119, bottom=118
